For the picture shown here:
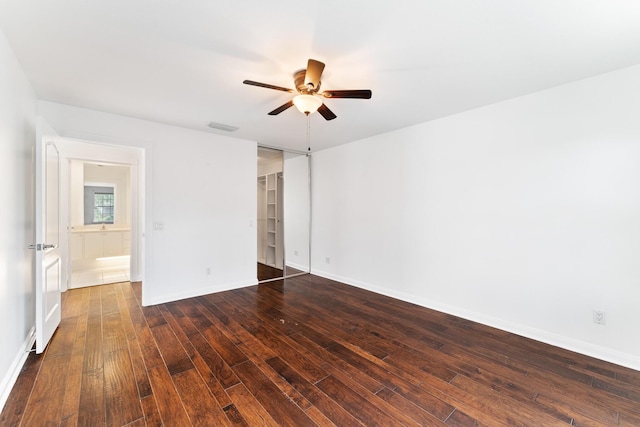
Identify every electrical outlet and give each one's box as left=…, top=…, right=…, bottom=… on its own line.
left=206, top=267, right=211, bottom=276
left=325, top=257, right=330, bottom=264
left=294, top=250, right=299, bottom=256
left=593, top=310, right=606, bottom=325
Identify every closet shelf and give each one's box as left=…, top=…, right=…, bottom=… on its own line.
left=258, top=171, right=283, bottom=269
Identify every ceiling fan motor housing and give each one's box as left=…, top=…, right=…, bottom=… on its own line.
left=294, top=69, right=320, bottom=94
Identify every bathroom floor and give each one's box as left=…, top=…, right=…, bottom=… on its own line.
left=71, top=256, right=131, bottom=288
left=71, top=266, right=130, bottom=288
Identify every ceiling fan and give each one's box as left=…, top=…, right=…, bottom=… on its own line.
left=243, top=59, right=372, bottom=121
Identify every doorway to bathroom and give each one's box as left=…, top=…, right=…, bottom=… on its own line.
left=68, top=161, right=132, bottom=288
left=55, top=138, right=144, bottom=292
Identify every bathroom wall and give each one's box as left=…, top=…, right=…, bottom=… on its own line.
left=69, top=161, right=131, bottom=228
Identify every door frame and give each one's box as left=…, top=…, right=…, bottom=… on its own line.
left=54, top=138, right=144, bottom=292
left=257, top=145, right=311, bottom=283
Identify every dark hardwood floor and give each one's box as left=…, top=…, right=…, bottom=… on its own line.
left=2, top=275, right=640, bottom=426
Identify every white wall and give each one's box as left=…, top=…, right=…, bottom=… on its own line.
left=0, top=28, right=37, bottom=409
left=39, top=101, right=258, bottom=305
left=68, top=160, right=84, bottom=228
left=311, top=64, right=640, bottom=370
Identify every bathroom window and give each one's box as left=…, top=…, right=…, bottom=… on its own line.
left=84, top=185, right=115, bottom=224
left=94, top=193, right=114, bottom=223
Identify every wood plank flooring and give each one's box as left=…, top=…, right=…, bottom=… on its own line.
left=2, top=275, right=640, bottom=426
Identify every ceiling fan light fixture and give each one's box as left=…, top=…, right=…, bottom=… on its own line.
left=243, top=58, right=372, bottom=120
left=293, top=94, right=322, bottom=115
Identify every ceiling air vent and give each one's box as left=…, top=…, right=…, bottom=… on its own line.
left=208, top=121, right=239, bottom=132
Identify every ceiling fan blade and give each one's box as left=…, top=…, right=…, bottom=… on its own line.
left=268, top=100, right=294, bottom=115
left=243, top=80, right=294, bottom=93
left=304, top=59, right=325, bottom=90
left=317, top=103, right=337, bottom=121
left=322, top=89, right=372, bottom=99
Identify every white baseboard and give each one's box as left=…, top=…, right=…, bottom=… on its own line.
left=0, top=327, right=36, bottom=413
left=285, top=261, right=310, bottom=273
left=145, top=277, right=258, bottom=306
left=311, top=268, right=640, bottom=372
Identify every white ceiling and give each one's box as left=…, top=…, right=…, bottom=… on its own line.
left=1, top=0, right=640, bottom=152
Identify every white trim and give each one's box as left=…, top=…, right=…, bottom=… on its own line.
left=285, top=261, right=310, bottom=273
left=311, top=268, right=640, bottom=372
left=0, top=327, right=36, bottom=412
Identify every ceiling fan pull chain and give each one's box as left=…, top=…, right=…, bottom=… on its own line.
left=306, top=114, right=311, bottom=153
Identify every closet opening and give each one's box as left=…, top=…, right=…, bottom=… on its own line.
left=257, top=146, right=311, bottom=283
left=257, top=148, right=284, bottom=281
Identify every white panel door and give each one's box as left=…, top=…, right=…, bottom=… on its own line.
left=34, top=139, right=62, bottom=354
